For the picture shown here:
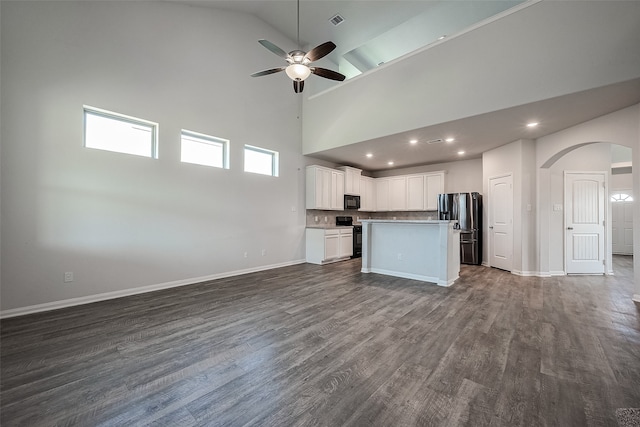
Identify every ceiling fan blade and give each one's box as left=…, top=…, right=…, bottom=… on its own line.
left=311, top=67, right=346, bottom=81
left=293, top=80, right=305, bottom=93
left=304, top=41, right=337, bottom=62
left=251, top=67, right=286, bottom=77
left=258, top=39, right=290, bottom=60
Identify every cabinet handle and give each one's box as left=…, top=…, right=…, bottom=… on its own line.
left=489, top=226, right=494, bottom=229
left=567, top=227, right=573, bottom=230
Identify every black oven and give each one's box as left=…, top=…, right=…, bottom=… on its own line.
left=344, top=194, right=360, bottom=210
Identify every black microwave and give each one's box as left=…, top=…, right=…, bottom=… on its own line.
left=344, top=194, right=361, bottom=210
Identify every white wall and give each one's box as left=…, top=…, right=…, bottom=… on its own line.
left=0, top=1, right=304, bottom=314
left=371, top=158, right=483, bottom=194
left=611, top=173, right=633, bottom=191
left=482, top=139, right=536, bottom=275
left=547, top=143, right=613, bottom=274
left=536, top=105, right=639, bottom=280
left=303, top=1, right=640, bottom=155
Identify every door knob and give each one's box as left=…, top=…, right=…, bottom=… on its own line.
left=567, top=227, right=574, bottom=230
left=489, top=226, right=494, bottom=229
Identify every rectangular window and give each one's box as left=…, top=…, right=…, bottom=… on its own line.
left=244, top=145, right=279, bottom=177
left=83, top=106, right=158, bottom=158
left=181, top=130, right=229, bottom=169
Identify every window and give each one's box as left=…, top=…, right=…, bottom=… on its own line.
left=611, top=193, right=633, bottom=202
left=84, top=106, right=158, bottom=158
left=181, top=130, right=229, bottom=169
left=244, top=145, right=279, bottom=177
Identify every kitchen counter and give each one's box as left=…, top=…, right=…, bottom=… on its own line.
left=360, top=219, right=460, bottom=286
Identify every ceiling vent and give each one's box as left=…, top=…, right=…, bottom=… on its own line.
left=329, top=14, right=345, bottom=26
left=426, top=138, right=444, bottom=144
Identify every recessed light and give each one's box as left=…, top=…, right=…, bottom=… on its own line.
left=457, top=150, right=465, bottom=155
left=388, top=161, right=394, bottom=166
left=445, top=137, right=455, bottom=143
left=366, top=153, right=373, bottom=158
left=409, top=139, right=418, bottom=144
left=527, top=122, right=539, bottom=128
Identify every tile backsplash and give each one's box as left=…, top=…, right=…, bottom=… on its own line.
left=306, top=209, right=437, bottom=226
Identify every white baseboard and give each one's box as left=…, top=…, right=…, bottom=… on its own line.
left=361, top=268, right=456, bottom=287
left=0, top=259, right=306, bottom=319
left=511, top=270, right=540, bottom=277
left=550, top=271, right=566, bottom=277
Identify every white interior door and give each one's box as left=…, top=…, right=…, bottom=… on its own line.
left=565, top=172, right=606, bottom=274
left=611, top=190, right=634, bottom=255
left=489, top=174, right=513, bottom=271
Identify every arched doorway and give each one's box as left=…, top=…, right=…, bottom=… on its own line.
left=539, top=142, right=634, bottom=277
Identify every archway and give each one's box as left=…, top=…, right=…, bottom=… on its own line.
left=538, top=141, right=634, bottom=279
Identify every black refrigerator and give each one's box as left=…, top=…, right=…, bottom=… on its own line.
left=437, top=192, right=482, bottom=265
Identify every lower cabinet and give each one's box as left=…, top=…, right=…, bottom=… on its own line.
left=306, top=228, right=353, bottom=264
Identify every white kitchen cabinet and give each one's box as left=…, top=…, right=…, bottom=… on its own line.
left=425, top=172, right=444, bottom=211
left=390, top=176, right=407, bottom=211
left=337, top=166, right=362, bottom=195
left=379, top=171, right=444, bottom=211
left=306, top=228, right=353, bottom=264
left=331, top=170, right=345, bottom=210
left=407, top=174, right=426, bottom=210
left=359, top=176, right=376, bottom=211
left=324, top=231, right=340, bottom=260
left=376, top=178, right=390, bottom=211
left=306, top=165, right=344, bottom=210
left=339, top=231, right=354, bottom=257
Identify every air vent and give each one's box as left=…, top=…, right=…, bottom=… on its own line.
left=426, top=138, right=444, bottom=144
left=329, top=14, right=345, bottom=26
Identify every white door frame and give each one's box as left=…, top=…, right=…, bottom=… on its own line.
left=563, top=171, right=608, bottom=275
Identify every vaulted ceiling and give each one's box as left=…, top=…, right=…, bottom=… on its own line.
left=176, top=1, right=640, bottom=170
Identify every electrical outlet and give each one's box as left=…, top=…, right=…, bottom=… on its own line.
left=64, top=272, right=74, bottom=283
left=291, top=206, right=296, bottom=212
left=315, top=216, right=318, bottom=222
left=397, top=253, right=403, bottom=260
left=244, top=252, right=248, bottom=258
left=261, top=249, right=266, bottom=256
left=324, top=216, right=328, bottom=222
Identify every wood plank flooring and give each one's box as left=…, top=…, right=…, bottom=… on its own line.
left=1, top=256, right=639, bottom=426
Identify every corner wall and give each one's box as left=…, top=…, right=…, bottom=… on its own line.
left=0, top=2, right=304, bottom=314
left=482, top=139, right=536, bottom=275
left=536, top=105, right=640, bottom=279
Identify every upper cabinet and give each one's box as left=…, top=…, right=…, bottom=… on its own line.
left=359, top=176, right=376, bottom=212
left=425, top=173, right=444, bottom=211
left=307, top=165, right=444, bottom=212
left=374, top=171, right=444, bottom=212
left=375, top=178, right=390, bottom=211
left=337, top=166, right=362, bottom=195
left=306, top=165, right=345, bottom=210
left=407, top=174, right=426, bottom=210
left=390, top=176, right=408, bottom=211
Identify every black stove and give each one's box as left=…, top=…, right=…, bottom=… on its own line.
left=335, top=216, right=353, bottom=226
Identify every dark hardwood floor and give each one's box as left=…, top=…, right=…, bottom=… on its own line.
left=2, top=256, right=639, bottom=426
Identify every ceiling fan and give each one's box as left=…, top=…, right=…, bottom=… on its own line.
left=250, top=0, right=346, bottom=94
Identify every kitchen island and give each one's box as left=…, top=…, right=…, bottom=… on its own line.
left=361, top=220, right=460, bottom=286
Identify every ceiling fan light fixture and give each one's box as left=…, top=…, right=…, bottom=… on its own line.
left=286, top=64, right=311, bottom=81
